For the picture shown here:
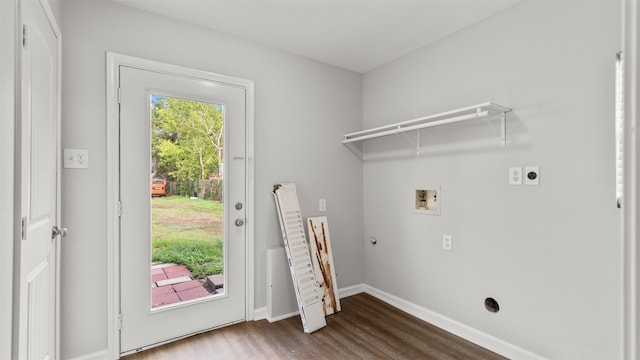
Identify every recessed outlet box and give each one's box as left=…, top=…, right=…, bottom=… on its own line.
left=414, top=186, right=441, bottom=215
left=509, top=167, right=523, bottom=185
left=524, top=166, right=540, bottom=185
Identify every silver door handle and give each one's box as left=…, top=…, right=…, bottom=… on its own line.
left=235, top=218, right=244, bottom=227
left=51, top=226, right=68, bottom=239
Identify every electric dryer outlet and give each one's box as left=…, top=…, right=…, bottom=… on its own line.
left=524, top=166, right=540, bottom=185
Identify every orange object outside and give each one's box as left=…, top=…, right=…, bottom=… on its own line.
left=151, top=179, right=167, bottom=196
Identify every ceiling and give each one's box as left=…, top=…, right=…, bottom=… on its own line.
left=110, top=0, right=521, bottom=73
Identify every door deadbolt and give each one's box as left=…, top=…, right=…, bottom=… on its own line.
left=235, top=202, right=243, bottom=210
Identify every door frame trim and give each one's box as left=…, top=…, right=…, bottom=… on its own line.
left=623, top=1, right=639, bottom=358
left=106, top=52, right=255, bottom=358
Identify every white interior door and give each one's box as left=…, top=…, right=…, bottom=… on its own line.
left=119, top=65, right=246, bottom=353
left=17, top=0, right=61, bottom=358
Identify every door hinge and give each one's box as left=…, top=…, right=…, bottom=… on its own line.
left=118, top=313, right=122, bottom=330
left=21, top=217, right=26, bottom=240
left=117, top=87, right=121, bottom=104
left=22, top=25, right=27, bottom=48
left=117, top=201, right=122, bottom=217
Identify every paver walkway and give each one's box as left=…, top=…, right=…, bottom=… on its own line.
left=151, top=263, right=217, bottom=308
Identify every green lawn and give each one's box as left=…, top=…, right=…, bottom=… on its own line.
left=151, top=196, right=224, bottom=279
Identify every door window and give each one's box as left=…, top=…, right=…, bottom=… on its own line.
left=150, top=95, right=226, bottom=309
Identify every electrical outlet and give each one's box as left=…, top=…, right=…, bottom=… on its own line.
left=524, top=166, right=540, bottom=185
left=319, top=198, right=326, bottom=212
left=442, top=234, right=452, bottom=251
left=509, top=167, right=523, bottom=185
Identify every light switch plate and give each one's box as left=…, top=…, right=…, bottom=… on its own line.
left=509, top=167, right=522, bottom=185
left=64, top=149, right=89, bottom=169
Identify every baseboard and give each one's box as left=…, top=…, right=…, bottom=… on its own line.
left=267, top=310, right=300, bottom=323
left=255, top=306, right=300, bottom=322
left=338, top=283, right=365, bottom=299
left=363, top=285, right=546, bottom=360
left=67, top=349, right=109, bottom=360
left=257, top=283, right=366, bottom=323
left=253, top=306, right=267, bottom=321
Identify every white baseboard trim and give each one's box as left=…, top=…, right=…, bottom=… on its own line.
left=67, top=349, right=109, bottom=360
left=257, top=283, right=366, bottom=323
left=253, top=306, right=267, bottom=321
left=363, top=285, right=546, bottom=360
left=267, top=310, right=299, bottom=323
left=338, top=283, right=365, bottom=299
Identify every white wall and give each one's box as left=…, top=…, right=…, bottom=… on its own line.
left=60, top=2, right=363, bottom=358
left=361, top=2, right=621, bottom=359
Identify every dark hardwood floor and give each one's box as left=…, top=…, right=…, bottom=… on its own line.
left=123, top=293, right=507, bottom=360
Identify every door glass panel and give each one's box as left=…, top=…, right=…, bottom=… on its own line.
left=149, top=94, right=225, bottom=309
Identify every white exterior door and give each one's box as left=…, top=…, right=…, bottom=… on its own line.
left=17, top=0, right=61, bottom=358
left=118, top=65, right=247, bottom=353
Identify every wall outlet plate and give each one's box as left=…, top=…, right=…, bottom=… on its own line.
left=524, top=166, right=539, bottom=185
left=319, top=198, right=326, bottom=212
left=442, top=234, right=452, bottom=251
left=63, top=149, right=89, bottom=169
left=509, top=167, right=522, bottom=185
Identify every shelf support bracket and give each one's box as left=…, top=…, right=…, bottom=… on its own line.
left=401, top=131, right=413, bottom=147
left=345, top=141, right=365, bottom=160
left=500, top=112, right=506, bottom=148
left=401, top=131, right=421, bottom=156
left=483, top=110, right=507, bottom=148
